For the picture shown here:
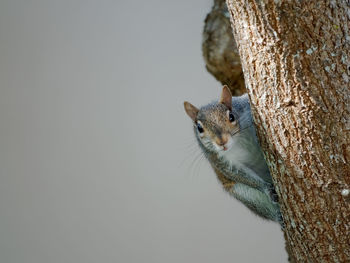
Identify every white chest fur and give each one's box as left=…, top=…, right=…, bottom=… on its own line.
left=219, top=131, right=270, bottom=183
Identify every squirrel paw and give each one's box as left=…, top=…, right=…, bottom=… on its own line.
left=269, top=187, right=279, bottom=203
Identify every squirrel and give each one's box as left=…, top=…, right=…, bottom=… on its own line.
left=184, top=86, right=282, bottom=224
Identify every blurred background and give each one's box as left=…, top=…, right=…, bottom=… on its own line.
left=0, top=0, right=286, bottom=262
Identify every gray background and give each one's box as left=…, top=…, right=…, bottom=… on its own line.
left=0, top=0, right=287, bottom=262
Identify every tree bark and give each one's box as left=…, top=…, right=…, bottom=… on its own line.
left=202, top=0, right=246, bottom=95
left=224, top=0, right=350, bottom=262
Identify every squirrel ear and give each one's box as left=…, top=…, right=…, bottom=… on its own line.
left=184, top=101, right=199, bottom=122
left=219, top=85, right=232, bottom=110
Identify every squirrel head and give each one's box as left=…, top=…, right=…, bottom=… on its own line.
left=184, top=86, right=240, bottom=153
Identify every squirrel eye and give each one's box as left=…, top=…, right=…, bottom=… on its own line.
left=228, top=111, right=235, bottom=122
left=197, top=122, right=204, bottom=133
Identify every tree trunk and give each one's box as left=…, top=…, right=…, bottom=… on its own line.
left=224, top=0, right=350, bottom=262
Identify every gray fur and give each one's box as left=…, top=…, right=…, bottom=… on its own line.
left=190, top=93, right=282, bottom=224
left=230, top=183, right=281, bottom=222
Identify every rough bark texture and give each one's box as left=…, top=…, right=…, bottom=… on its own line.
left=224, top=0, right=350, bottom=262
left=202, top=0, right=246, bottom=95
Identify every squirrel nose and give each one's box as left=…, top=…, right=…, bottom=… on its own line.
left=216, top=137, right=228, bottom=146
